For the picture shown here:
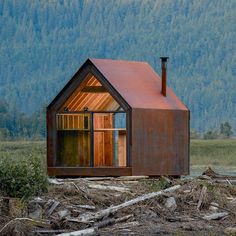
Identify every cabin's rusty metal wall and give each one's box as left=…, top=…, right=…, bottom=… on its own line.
left=47, top=59, right=190, bottom=177
left=131, top=108, right=189, bottom=176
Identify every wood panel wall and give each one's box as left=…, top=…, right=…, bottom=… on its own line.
left=118, top=130, right=126, bottom=166
left=93, top=114, right=113, bottom=166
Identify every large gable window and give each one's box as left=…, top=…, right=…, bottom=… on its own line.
left=56, top=73, right=127, bottom=168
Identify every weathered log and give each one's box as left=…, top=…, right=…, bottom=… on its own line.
left=75, top=205, right=96, bottom=210
left=197, top=186, right=207, bottom=211
left=209, top=203, right=236, bottom=216
left=84, top=177, right=114, bottom=181
left=116, top=176, right=149, bottom=181
left=57, top=227, right=98, bottom=236
left=48, top=178, right=64, bottom=185
left=88, top=184, right=130, bottom=192
left=202, top=167, right=236, bottom=180
left=202, top=212, right=229, bottom=220
left=224, top=227, right=236, bottom=235
left=160, top=176, right=172, bottom=184
left=214, top=179, right=236, bottom=185
left=33, top=229, right=68, bottom=234
left=115, top=221, right=140, bottom=229
left=45, top=200, right=60, bottom=216
left=95, top=214, right=133, bottom=228
left=77, top=185, right=181, bottom=222
left=198, top=175, right=212, bottom=181
left=0, top=218, right=50, bottom=234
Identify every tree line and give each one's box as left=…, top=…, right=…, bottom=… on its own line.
left=0, top=0, right=235, bottom=135
left=191, top=122, right=234, bottom=139
left=0, top=100, right=45, bottom=140
left=0, top=98, right=234, bottom=140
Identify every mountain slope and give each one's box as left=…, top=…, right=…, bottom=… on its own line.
left=0, top=0, right=235, bottom=133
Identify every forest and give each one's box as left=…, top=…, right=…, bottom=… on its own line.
left=0, top=0, right=235, bottom=139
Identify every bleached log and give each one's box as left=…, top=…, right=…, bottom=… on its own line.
left=95, top=214, right=133, bottom=228
left=224, top=227, right=236, bottom=235
left=76, top=205, right=96, bottom=210
left=48, top=178, right=64, bottom=185
left=203, top=167, right=236, bottom=179
left=77, top=185, right=181, bottom=222
left=117, top=176, right=149, bottom=181
left=46, top=200, right=60, bottom=216
left=115, top=221, right=140, bottom=229
left=70, top=182, right=88, bottom=194
left=214, top=179, right=236, bottom=185
left=57, top=227, right=98, bottom=236
left=88, top=184, right=130, bottom=192
left=209, top=203, right=235, bottom=215
left=33, top=229, right=67, bottom=234
left=197, top=175, right=212, bottom=181
left=84, top=177, right=114, bottom=181
left=0, top=218, right=50, bottom=234
left=202, top=212, right=229, bottom=220
left=197, top=186, right=207, bottom=211
left=160, top=176, right=172, bottom=184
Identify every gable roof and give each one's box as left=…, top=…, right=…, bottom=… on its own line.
left=90, top=58, right=188, bottom=110
left=48, top=58, right=188, bottom=111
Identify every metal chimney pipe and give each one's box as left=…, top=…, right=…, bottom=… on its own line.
left=160, top=57, right=169, bottom=97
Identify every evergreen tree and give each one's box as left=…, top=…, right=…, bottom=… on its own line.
left=220, top=122, right=233, bottom=138
left=0, top=0, right=235, bottom=135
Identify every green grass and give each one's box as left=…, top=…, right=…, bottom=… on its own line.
left=190, top=139, right=236, bottom=176
left=0, top=141, right=46, bottom=159
left=190, top=139, right=236, bottom=166
left=0, top=139, right=236, bottom=178
left=0, top=141, right=47, bottom=198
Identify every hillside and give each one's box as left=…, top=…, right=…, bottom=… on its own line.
left=0, top=0, right=236, bottom=135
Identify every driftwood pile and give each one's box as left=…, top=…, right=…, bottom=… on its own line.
left=0, top=168, right=236, bottom=235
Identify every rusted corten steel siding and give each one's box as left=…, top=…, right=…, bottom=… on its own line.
left=131, top=108, right=189, bottom=176
left=47, top=58, right=189, bottom=176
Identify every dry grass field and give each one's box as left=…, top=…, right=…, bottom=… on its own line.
left=190, top=139, right=236, bottom=176
left=0, top=139, right=236, bottom=176
left=0, top=140, right=236, bottom=235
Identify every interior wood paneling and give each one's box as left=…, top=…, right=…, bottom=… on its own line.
left=104, top=114, right=113, bottom=166
left=94, top=132, right=104, bottom=166
left=118, top=131, right=126, bottom=166
left=54, top=71, right=128, bottom=173
left=93, top=114, right=113, bottom=166
left=59, top=74, right=120, bottom=112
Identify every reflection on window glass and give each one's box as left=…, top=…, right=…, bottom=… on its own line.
left=114, top=113, right=126, bottom=128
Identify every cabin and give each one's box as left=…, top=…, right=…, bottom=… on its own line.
left=47, top=58, right=189, bottom=177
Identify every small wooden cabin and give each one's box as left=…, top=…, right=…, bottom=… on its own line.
left=47, top=58, right=189, bottom=176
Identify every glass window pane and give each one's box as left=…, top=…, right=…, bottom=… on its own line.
left=57, top=114, right=90, bottom=130
left=57, top=130, right=90, bottom=167
left=114, top=113, right=126, bottom=129
left=93, top=112, right=127, bottom=167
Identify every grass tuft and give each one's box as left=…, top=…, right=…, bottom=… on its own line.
left=0, top=141, right=47, bottom=199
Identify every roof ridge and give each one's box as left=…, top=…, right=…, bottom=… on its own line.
left=90, top=58, right=149, bottom=65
